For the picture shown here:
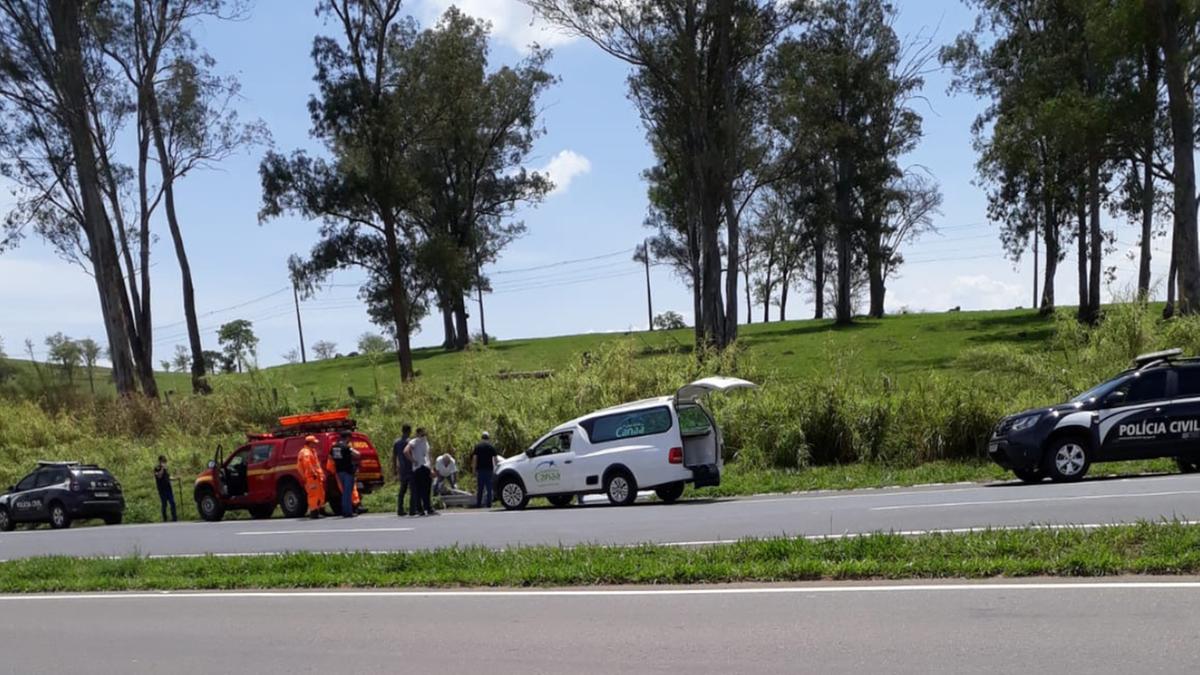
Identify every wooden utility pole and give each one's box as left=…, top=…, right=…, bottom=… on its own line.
left=293, top=282, right=307, bottom=364
left=643, top=240, right=654, bottom=331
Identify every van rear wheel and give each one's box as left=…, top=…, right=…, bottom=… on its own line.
left=654, top=482, right=685, bottom=503
left=605, top=470, right=637, bottom=506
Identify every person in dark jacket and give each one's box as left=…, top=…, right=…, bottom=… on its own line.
left=472, top=432, right=499, bottom=508
left=153, top=455, right=177, bottom=522
left=330, top=430, right=360, bottom=519
left=394, top=424, right=412, bottom=516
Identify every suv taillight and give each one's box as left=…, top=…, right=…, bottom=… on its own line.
left=668, top=447, right=683, bottom=464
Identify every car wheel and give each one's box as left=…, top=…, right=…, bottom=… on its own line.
left=249, top=504, right=276, bottom=520
left=1042, top=437, right=1091, bottom=482
left=197, top=490, right=226, bottom=522
left=102, top=514, right=123, bottom=526
left=605, top=470, right=637, bottom=506
left=498, top=475, right=528, bottom=511
left=654, top=482, right=686, bottom=503
left=1012, top=468, right=1043, bottom=484
left=547, top=494, right=574, bottom=508
left=278, top=482, right=307, bottom=518
left=48, top=502, right=71, bottom=530
left=1176, top=457, right=1200, bottom=474
left=0, top=507, right=12, bottom=532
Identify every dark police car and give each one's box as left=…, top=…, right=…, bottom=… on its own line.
left=990, top=349, right=1200, bottom=483
left=0, top=461, right=125, bottom=531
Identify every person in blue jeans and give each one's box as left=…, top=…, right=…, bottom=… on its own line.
left=330, top=431, right=360, bottom=518
left=472, top=432, right=499, bottom=508
left=153, top=455, right=177, bottom=522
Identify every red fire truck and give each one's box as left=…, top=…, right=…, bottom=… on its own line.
left=193, top=410, right=385, bottom=521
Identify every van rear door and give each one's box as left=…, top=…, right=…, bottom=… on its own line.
left=674, top=378, right=757, bottom=488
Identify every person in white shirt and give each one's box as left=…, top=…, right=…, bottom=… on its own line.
left=403, top=428, right=435, bottom=516
left=433, top=452, right=458, bottom=496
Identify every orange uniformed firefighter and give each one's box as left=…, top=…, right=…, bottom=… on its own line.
left=297, top=435, right=326, bottom=519
left=326, top=452, right=361, bottom=514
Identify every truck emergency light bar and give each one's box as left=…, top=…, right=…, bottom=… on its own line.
left=264, top=409, right=357, bottom=438
left=278, top=409, right=351, bottom=428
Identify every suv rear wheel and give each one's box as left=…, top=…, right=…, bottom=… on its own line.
left=197, top=489, right=225, bottom=522
left=1012, top=468, right=1043, bottom=484
left=48, top=502, right=71, bottom=529
left=605, top=470, right=637, bottom=506
left=102, top=514, right=123, bottom=525
left=1177, top=457, right=1200, bottom=474
left=0, top=507, right=12, bottom=532
left=278, top=482, right=307, bottom=518
left=1042, top=436, right=1091, bottom=482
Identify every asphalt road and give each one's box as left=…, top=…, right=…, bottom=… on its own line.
left=1, top=580, right=1198, bottom=674
left=3, top=473, right=1200, bottom=560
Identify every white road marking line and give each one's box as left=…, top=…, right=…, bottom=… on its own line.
left=237, top=528, right=414, bottom=536
left=5, top=581, right=1200, bottom=601
left=871, top=490, right=1200, bottom=511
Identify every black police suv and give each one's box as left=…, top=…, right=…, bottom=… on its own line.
left=990, top=349, right=1200, bottom=483
left=0, top=461, right=125, bottom=531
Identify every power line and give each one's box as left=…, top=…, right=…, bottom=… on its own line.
left=153, top=286, right=290, bottom=332
left=492, top=270, right=642, bottom=294
left=489, top=247, right=635, bottom=276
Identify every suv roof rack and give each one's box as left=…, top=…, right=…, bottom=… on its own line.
left=1134, top=348, right=1184, bottom=370
left=267, top=409, right=357, bottom=438
left=36, top=460, right=81, bottom=467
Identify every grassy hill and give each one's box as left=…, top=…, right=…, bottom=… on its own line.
left=184, top=308, right=1053, bottom=404
left=4, top=304, right=1192, bottom=524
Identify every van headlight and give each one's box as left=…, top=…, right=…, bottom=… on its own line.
left=1010, top=414, right=1042, bottom=432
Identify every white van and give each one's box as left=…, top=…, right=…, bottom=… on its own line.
left=494, top=377, right=757, bottom=510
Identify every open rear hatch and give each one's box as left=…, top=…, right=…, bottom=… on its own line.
left=675, top=378, right=757, bottom=487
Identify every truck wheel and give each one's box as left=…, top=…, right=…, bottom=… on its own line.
left=1177, top=457, right=1200, bottom=474
left=249, top=504, right=276, bottom=520
left=547, top=494, right=574, bottom=508
left=48, top=502, right=71, bottom=529
left=1042, top=437, right=1091, bottom=482
left=278, top=483, right=306, bottom=518
left=498, top=475, right=528, bottom=511
left=1012, top=468, right=1043, bottom=484
left=0, top=507, right=12, bottom=532
left=654, top=482, right=686, bottom=503
left=197, top=490, right=226, bottom=522
left=605, top=469, right=637, bottom=506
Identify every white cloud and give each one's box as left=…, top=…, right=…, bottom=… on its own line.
left=415, top=0, right=578, bottom=53
left=890, top=274, right=1024, bottom=313
left=540, top=149, right=592, bottom=196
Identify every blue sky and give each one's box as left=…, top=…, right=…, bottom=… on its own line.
left=0, top=1, right=1172, bottom=366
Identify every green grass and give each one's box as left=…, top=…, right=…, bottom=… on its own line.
left=2, top=521, right=1199, bottom=593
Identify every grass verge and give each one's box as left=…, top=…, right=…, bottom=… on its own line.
left=3, top=522, right=1199, bottom=593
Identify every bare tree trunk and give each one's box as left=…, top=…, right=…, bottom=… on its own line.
left=1040, top=199, right=1058, bottom=314
left=1165, top=245, right=1178, bottom=318
left=1076, top=188, right=1089, bottom=321
left=453, top=295, right=470, bottom=350
left=49, top=0, right=138, bottom=396
left=743, top=263, right=752, bottom=325
left=813, top=226, right=826, bottom=320
left=780, top=272, right=790, bottom=321
left=1086, top=151, right=1103, bottom=323
left=866, top=229, right=885, bottom=319
left=1138, top=38, right=1160, bottom=301
left=382, top=225, right=414, bottom=380
left=723, top=195, right=739, bottom=343
left=1155, top=0, right=1200, bottom=314
left=834, top=152, right=854, bottom=325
